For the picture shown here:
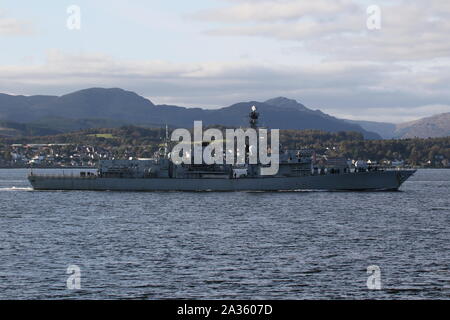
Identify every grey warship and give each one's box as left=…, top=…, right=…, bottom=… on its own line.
left=28, top=107, right=416, bottom=191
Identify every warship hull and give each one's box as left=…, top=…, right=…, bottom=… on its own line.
left=28, top=170, right=415, bottom=192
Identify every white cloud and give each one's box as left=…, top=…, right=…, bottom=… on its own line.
left=1, top=50, right=450, bottom=123
left=192, top=0, right=356, bottom=22
left=193, top=0, right=450, bottom=61
left=0, top=10, right=33, bottom=36
left=1, top=1, right=448, bottom=124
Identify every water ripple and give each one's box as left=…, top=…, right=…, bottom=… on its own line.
left=0, top=169, right=449, bottom=299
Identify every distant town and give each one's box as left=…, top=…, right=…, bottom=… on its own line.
left=0, top=126, right=448, bottom=169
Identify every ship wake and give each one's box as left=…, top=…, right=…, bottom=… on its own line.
left=0, top=186, right=33, bottom=192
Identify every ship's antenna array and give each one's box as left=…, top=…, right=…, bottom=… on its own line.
left=249, top=105, right=259, bottom=129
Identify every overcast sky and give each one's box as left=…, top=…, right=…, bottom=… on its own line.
left=1, top=0, right=450, bottom=123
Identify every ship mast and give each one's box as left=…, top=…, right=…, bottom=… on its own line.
left=164, top=124, right=169, bottom=158
left=248, top=106, right=260, bottom=175
left=249, top=105, right=259, bottom=129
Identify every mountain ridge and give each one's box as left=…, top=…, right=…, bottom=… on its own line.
left=349, top=113, right=450, bottom=139
left=394, top=112, right=450, bottom=138
left=3, top=87, right=444, bottom=139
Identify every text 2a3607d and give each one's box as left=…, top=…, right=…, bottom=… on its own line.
left=221, top=304, right=272, bottom=316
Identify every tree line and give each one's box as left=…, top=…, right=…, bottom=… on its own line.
left=1, top=126, right=449, bottom=166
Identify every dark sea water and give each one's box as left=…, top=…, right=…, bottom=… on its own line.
left=0, top=168, right=449, bottom=300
